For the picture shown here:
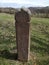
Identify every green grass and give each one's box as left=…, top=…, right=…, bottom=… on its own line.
left=0, top=13, right=49, bottom=65
left=31, top=17, right=49, bottom=65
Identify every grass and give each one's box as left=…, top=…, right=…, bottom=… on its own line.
left=0, top=13, right=49, bottom=65
left=31, top=17, right=49, bottom=65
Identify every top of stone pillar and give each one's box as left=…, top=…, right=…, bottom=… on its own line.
left=15, top=8, right=31, bottom=23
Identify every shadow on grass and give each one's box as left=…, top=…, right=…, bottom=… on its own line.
left=0, top=50, right=18, bottom=60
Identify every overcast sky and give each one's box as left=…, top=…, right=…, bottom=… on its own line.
left=0, top=0, right=49, bottom=8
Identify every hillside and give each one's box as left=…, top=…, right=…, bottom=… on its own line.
left=0, top=6, right=49, bottom=15
left=29, top=6, right=49, bottom=17
left=29, top=6, right=49, bottom=13
left=0, top=7, right=16, bottom=14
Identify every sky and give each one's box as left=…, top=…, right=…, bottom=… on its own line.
left=0, top=0, right=49, bottom=8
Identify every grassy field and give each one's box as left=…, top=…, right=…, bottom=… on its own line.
left=0, top=13, right=49, bottom=65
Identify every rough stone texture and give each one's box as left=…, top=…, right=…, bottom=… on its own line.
left=15, top=8, right=31, bottom=62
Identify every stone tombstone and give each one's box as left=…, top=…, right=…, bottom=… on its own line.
left=15, top=8, right=31, bottom=62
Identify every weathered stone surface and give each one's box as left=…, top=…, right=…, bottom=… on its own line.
left=15, top=8, right=31, bottom=61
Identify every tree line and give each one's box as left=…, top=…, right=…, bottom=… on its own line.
left=0, top=6, right=49, bottom=18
